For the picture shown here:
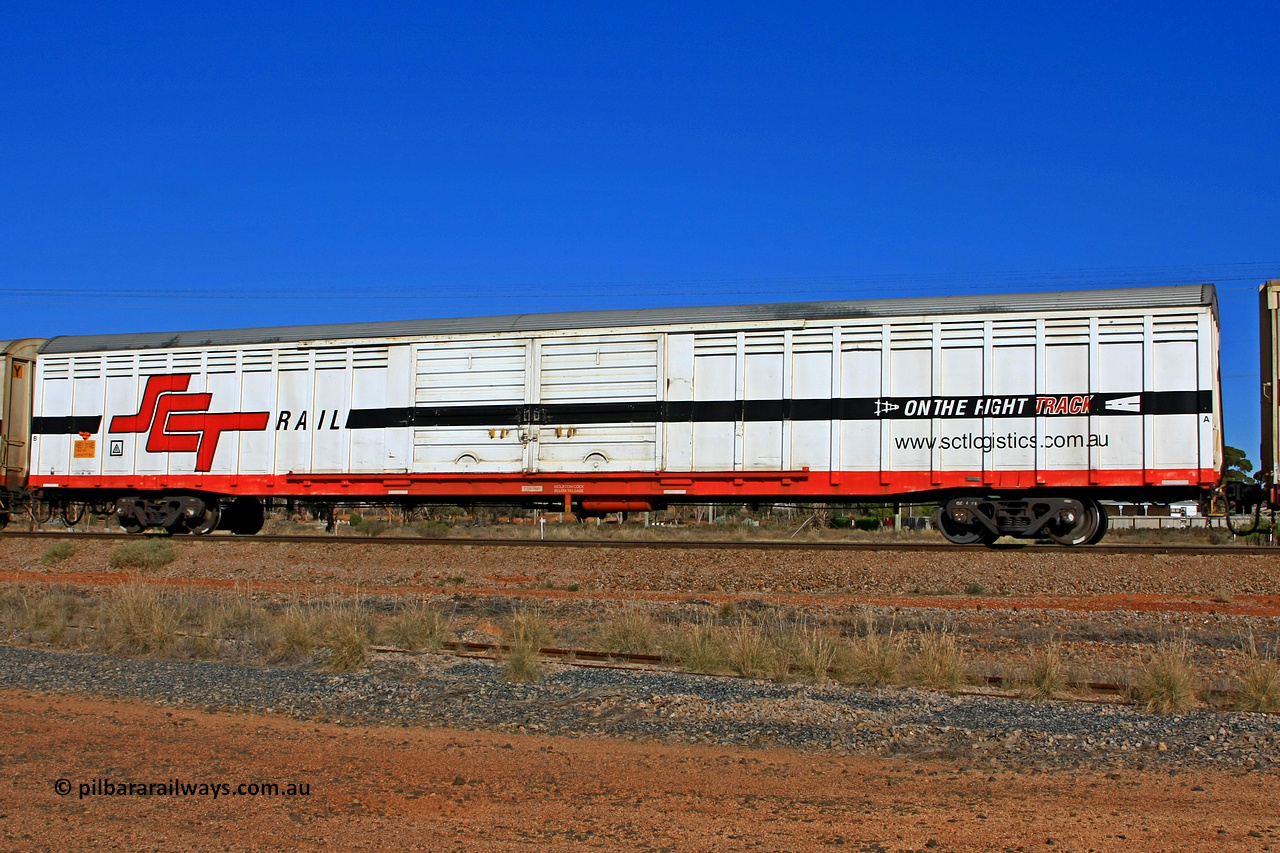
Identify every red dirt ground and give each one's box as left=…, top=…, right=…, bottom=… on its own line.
left=2, top=691, right=1277, bottom=852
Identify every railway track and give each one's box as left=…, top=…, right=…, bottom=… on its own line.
left=1, top=529, right=1276, bottom=555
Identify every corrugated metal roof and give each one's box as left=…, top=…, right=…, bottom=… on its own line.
left=39, top=284, right=1218, bottom=354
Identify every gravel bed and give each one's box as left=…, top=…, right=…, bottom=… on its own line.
left=4, top=645, right=1277, bottom=772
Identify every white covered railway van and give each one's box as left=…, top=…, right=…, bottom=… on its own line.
left=25, top=284, right=1222, bottom=543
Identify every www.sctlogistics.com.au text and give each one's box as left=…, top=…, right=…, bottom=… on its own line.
left=56, top=778, right=311, bottom=799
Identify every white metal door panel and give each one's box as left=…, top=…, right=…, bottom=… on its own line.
left=413, top=340, right=526, bottom=475
left=692, top=341, right=735, bottom=471
left=538, top=338, right=658, bottom=402
left=537, top=336, right=660, bottom=473
left=742, top=345, right=782, bottom=470
left=1043, top=344, right=1089, bottom=470
left=792, top=349, right=832, bottom=470
left=416, top=341, right=527, bottom=404
left=840, top=348, right=881, bottom=471
left=1095, top=342, right=1143, bottom=470
left=238, top=368, right=275, bottom=474
left=274, top=367, right=313, bottom=474
left=990, top=345, right=1035, bottom=470
left=938, top=347, right=983, bottom=471
left=537, top=425, right=658, bottom=472
left=663, top=334, right=694, bottom=472
left=413, top=427, right=524, bottom=472
left=1152, top=340, right=1198, bottom=469
left=887, top=348, right=931, bottom=470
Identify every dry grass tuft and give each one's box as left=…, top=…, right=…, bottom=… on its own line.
left=313, top=602, right=372, bottom=672
left=108, top=539, right=176, bottom=572
left=1135, top=638, right=1197, bottom=714
left=104, top=583, right=182, bottom=654
left=501, top=608, right=552, bottom=682
left=381, top=601, right=450, bottom=651
left=845, top=614, right=904, bottom=687
left=1023, top=642, right=1068, bottom=701
left=596, top=605, right=658, bottom=654
left=670, top=619, right=727, bottom=675
left=274, top=602, right=317, bottom=662
left=723, top=617, right=772, bottom=678
left=911, top=628, right=967, bottom=693
left=796, top=627, right=840, bottom=684
left=1235, top=634, right=1280, bottom=712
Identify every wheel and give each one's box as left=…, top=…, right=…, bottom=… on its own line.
left=226, top=497, right=264, bottom=536
left=118, top=516, right=146, bottom=534
left=189, top=504, right=221, bottom=536
left=0, top=512, right=9, bottom=531
left=1046, top=499, right=1102, bottom=546
left=1085, top=499, right=1109, bottom=545
left=934, top=506, right=996, bottom=545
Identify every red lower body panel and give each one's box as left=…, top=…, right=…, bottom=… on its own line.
left=31, top=468, right=1216, bottom=500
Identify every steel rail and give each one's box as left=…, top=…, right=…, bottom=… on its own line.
left=1, top=528, right=1277, bottom=555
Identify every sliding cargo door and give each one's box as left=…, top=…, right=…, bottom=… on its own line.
left=411, top=340, right=528, bottom=474
left=536, top=336, right=660, bottom=473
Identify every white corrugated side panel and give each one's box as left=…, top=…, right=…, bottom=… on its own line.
left=792, top=329, right=832, bottom=471
left=310, top=351, right=350, bottom=474
left=273, top=352, right=312, bottom=474
left=1043, top=320, right=1090, bottom=471
left=384, top=345, right=412, bottom=473
left=990, top=324, right=1035, bottom=472
left=1151, top=314, right=1202, bottom=472
left=937, top=323, right=984, bottom=473
left=887, top=328, right=932, bottom=472
left=69, top=357, right=103, bottom=478
left=742, top=332, right=783, bottom=470
left=238, top=350, right=276, bottom=475
left=412, top=340, right=526, bottom=474
left=663, top=334, right=694, bottom=472
left=537, top=335, right=659, bottom=473
left=1094, top=318, right=1144, bottom=471
left=692, top=334, right=735, bottom=471
left=35, top=357, right=70, bottom=477
left=838, top=328, right=878, bottom=472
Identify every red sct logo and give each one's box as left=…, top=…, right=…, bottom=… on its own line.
left=109, top=375, right=270, bottom=472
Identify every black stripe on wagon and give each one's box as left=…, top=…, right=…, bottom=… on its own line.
left=30, top=415, right=103, bottom=435
left=345, top=391, right=1212, bottom=430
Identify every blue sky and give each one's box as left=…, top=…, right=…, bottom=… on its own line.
left=2, top=3, right=1276, bottom=455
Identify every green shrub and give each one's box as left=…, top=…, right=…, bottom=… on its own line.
left=413, top=520, right=450, bottom=538
left=348, top=512, right=362, bottom=528
left=357, top=519, right=387, bottom=537
left=854, top=517, right=880, bottom=531
left=108, top=540, right=176, bottom=572
left=41, top=542, right=77, bottom=566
